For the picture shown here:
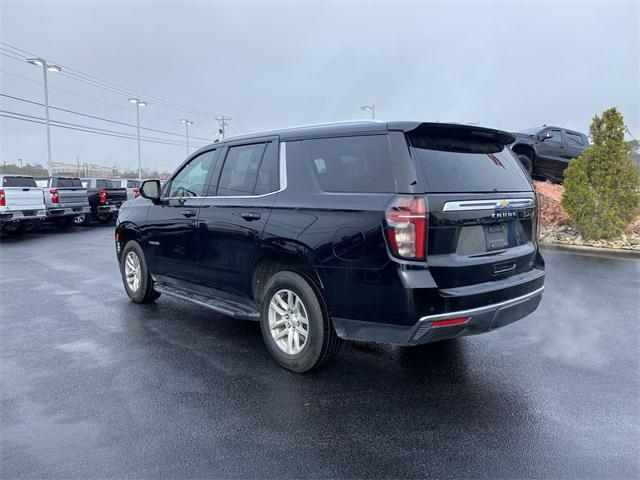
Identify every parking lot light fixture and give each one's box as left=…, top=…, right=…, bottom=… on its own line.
left=180, top=119, right=194, bottom=156
left=128, top=98, right=147, bottom=180
left=26, top=58, right=62, bottom=176
left=360, top=104, right=375, bottom=119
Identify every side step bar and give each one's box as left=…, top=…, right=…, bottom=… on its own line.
left=154, top=283, right=260, bottom=321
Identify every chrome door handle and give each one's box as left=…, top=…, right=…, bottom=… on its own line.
left=182, top=210, right=197, bottom=218
left=240, top=212, right=261, bottom=221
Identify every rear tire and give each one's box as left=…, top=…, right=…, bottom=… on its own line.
left=120, top=240, right=160, bottom=304
left=21, top=220, right=38, bottom=233
left=1, top=222, right=22, bottom=235
left=73, top=213, right=87, bottom=226
left=259, top=271, right=341, bottom=372
left=517, top=154, right=533, bottom=175
left=54, top=216, right=73, bottom=229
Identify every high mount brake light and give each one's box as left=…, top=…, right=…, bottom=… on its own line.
left=49, top=188, right=59, bottom=204
left=385, top=195, right=428, bottom=260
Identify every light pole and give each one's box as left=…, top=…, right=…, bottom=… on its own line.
left=180, top=119, right=194, bottom=156
left=128, top=98, right=147, bottom=180
left=27, top=58, right=62, bottom=176
left=360, top=104, right=375, bottom=119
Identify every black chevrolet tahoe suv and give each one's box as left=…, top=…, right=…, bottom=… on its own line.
left=115, top=121, right=545, bottom=372
left=510, top=125, right=589, bottom=181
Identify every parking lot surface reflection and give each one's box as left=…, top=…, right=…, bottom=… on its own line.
left=1, top=226, right=638, bottom=479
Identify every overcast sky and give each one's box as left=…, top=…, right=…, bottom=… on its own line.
left=1, top=0, right=638, bottom=173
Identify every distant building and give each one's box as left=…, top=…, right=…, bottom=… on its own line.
left=51, top=162, right=113, bottom=177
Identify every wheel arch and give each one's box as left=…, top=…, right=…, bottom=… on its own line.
left=115, top=222, right=143, bottom=261
left=511, top=143, right=536, bottom=162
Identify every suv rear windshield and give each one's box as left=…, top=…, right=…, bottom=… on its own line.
left=56, top=178, right=83, bottom=188
left=408, top=135, right=531, bottom=193
left=2, top=176, right=37, bottom=187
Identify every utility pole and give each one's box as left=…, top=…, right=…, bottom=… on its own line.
left=76, top=156, right=80, bottom=176
left=216, top=116, right=231, bottom=140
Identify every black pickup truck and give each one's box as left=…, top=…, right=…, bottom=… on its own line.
left=510, top=126, right=589, bottom=182
left=80, top=178, right=128, bottom=223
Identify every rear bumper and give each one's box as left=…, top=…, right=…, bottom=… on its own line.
left=46, top=206, right=91, bottom=217
left=332, top=284, right=544, bottom=346
left=0, top=209, right=47, bottom=224
left=96, top=204, right=120, bottom=214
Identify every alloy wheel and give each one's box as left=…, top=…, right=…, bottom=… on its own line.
left=268, top=289, right=310, bottom=355
left=124, top=251, right=142, bottom=292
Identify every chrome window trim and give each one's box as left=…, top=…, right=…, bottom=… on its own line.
left=162, top=141, right=288, bottom=201
left=418, top=286, right=544, bottom=323
left=442, top=198, right=534, bottom=212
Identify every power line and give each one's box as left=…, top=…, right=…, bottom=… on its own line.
left=0, top=41, right=218, bottom=118
left=0, top=92, right=213, bottom=142
left=0, top=68, right=215, bottom=134
left=1, top=109, right=209, bottom=147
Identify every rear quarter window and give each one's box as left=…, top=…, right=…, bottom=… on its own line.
left=2, top=176, right=37, bottom=187
left=302, top=135, right=395, bottom=193
left=408, top=135, right=532, bottom=193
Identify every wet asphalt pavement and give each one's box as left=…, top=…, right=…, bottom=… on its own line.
left=1, top=225, right=639, bottom=479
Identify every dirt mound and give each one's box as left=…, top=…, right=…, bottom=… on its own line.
left=533, top=181, right=568, bottom=227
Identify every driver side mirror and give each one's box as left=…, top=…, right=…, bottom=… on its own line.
left=140, top=179, right=161, bottom=203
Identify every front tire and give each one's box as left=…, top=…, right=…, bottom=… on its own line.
left=120, top=240, right=160, bottom=303
left=260, top=271, right=341, bottom=372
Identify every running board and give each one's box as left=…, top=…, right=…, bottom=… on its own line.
left=154, top=283, right=260, bottom=321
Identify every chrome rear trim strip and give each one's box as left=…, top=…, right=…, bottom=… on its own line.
left=443, top=198, right=534, bottom=211
left=418, top=286, right=544, bottom=323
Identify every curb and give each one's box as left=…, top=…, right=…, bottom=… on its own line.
left=540, top=242, right=640, bottom=259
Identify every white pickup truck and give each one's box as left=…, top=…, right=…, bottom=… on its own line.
left=0, top=175, right=47, bottom=235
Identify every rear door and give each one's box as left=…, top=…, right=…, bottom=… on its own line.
left=197, top=138, right=279, bottom=297
left=407, top=132, right=538, bottom=289
left=144, top=149, right=220, bottom=285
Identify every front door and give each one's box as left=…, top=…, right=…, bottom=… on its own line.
left=144, top=149, right=219, bottom=285
left=198, top=139, right=280, bottom=298
left=536, top=128, right=565, bottom=178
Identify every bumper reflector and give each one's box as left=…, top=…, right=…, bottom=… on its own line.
left=431, top=316, right=470, bottom=328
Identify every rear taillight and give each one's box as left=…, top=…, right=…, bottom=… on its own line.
left=385, top=195, right=428, bottom=260
left=98, top=188, right=107, bottom=204
left=49, top=188, right=59, bottom=204
left=534, top=192, right=541, bottom=242
left=133, top=187, right=140, bottom=198
left=0, top=189, right=5, bottom=207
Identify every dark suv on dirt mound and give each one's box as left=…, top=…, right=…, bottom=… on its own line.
left=115, top=121, right=545, bottom=372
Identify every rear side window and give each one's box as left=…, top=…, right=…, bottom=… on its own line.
left=254, top=142, right=279, bottom=195
left=302, top=135, right=395, bottom=193
left=408, top=135, right=531, bottom=193
left=2, top=176, right=37, bottom=187
left=217, top=143, right=266, bottom=196
left=566, top=132, right=584, bottom=147
left=57, top=178, right=82, bottom=188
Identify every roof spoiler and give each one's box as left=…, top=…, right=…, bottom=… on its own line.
left=390, top=122, right=515, bottom=145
